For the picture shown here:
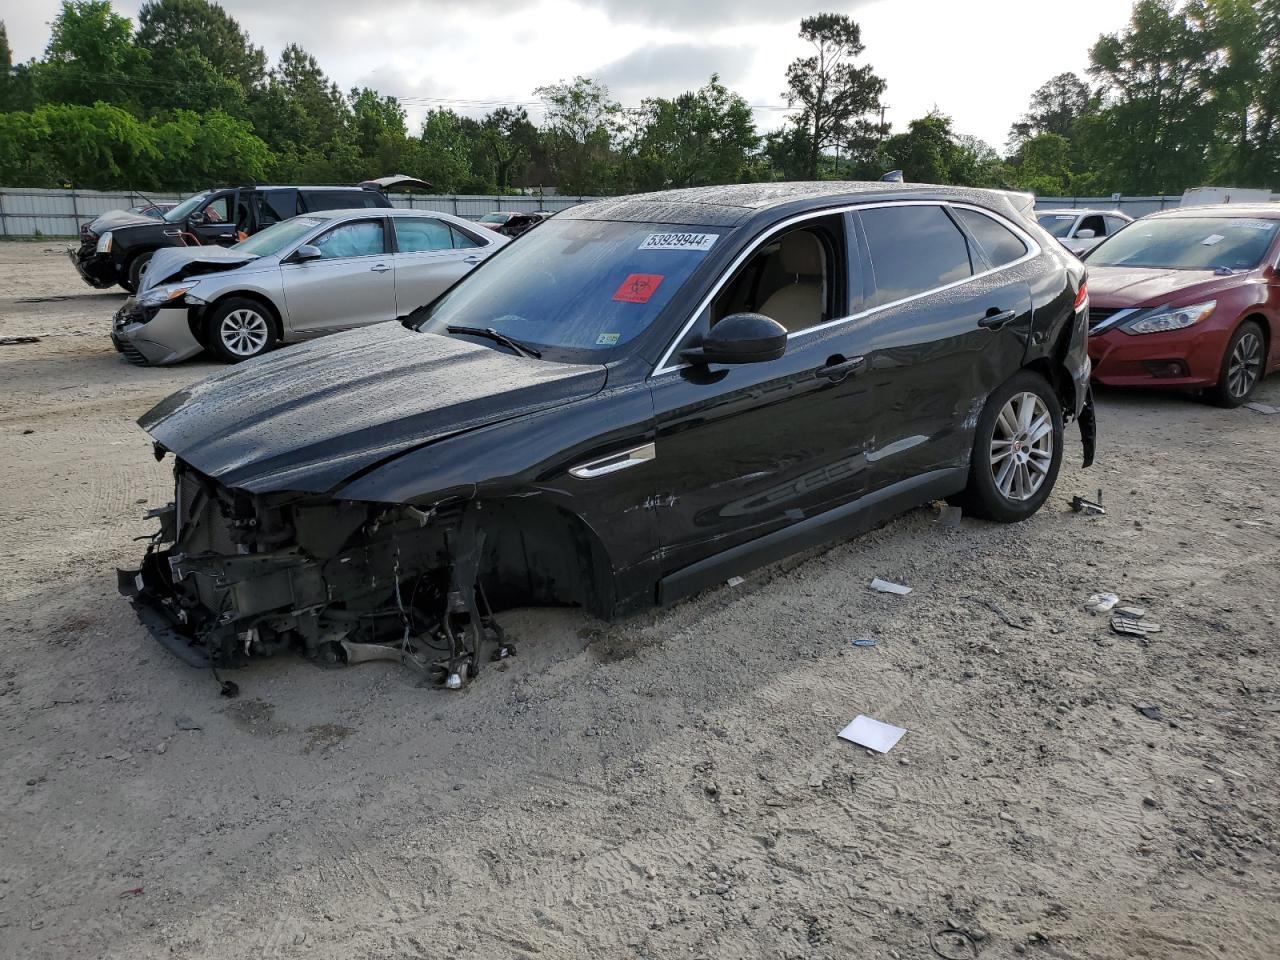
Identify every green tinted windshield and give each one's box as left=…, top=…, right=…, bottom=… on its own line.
left=1085, top=216, right=1278, bottom=270
left=233, top=216, right=327, bottom=257
left=163, top=191, right=213, bottom=223
left=415, top=219, right=724, bottom=358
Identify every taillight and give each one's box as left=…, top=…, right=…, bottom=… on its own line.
left=1074, top=282, right=1088, bottom=312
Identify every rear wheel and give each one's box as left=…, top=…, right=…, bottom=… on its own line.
left=205, top=297, right=276, bottom=363
left=949, top=370, right=1064, bottom=522
left=1208, top=320, right=1265, bottom=408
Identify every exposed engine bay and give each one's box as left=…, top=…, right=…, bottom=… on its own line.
left=120, top=457, right=521, bottom=689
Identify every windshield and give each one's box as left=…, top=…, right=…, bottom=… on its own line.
left=163, top=191, right=213, bottom=224
left=479, top=213, right=510, bottom=223
left=233, top=216, right=327, bottom=258
left=1085, top=216, right=1279, bottom=271
left=1037, top=213, right=1077, bottom=238
left=414, top=218, right=725, bottom=358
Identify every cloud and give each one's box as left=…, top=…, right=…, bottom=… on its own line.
left=581, top=0, right=871, bottom=27
left=595, top=43, right=755, bottom=102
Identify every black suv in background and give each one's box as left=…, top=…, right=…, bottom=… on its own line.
left=69, top=185, right=394, bottom=292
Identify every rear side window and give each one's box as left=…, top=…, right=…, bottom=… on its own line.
left=1105, top=215, right=1129, bottom=235
left=258, top=190, right=298, bottom=227
left=395, top=217, right=453, bottom=252
left=450, top=225, right=482, bottom=249
left=303, top=191, right=383, bottom=212
left=861, top=205, right=973, bottom=307
left=953, top=208, right=1028, bottom=268
left=311, top=220, right=386, bottom=258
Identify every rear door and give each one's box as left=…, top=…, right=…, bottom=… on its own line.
left=279, top=217, right=397, bottom=334
left=852, top=202, right=1034, bottom=490
left=390, top=217, right=490, bottom=313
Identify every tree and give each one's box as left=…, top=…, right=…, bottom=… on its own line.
left=1008, top=72, right=1093, bottom=149
left=134, top=0, right=265, bottom=116
left=34, top=1, right=148, bottom=109
left=410, top=109, right=475, bottom=193
left=782, top=13, right=886, bottom=179
left=534, top=76, right=622, bottom=195
left=1007, top=132, right=1074, bottom=195
left=880, top=111, right=954, bottom=183
left=480, top=107, right=538, bottom=190
left=628, top=75, right=760, bottom=191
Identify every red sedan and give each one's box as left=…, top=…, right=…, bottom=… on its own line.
left=1084, top=204, right=1280, bottom=406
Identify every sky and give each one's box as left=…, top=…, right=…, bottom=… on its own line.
left=5, top=0, right=1137, bottom=150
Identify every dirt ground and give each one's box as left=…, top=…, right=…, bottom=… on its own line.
left=1, top=239, right=1278, bottom=960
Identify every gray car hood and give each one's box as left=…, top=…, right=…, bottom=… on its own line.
left=139, top=323, right=607, bottom=495
left=142, top=246, right=261, bottom=291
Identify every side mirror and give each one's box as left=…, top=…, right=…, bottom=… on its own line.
left=680, top=313, right=788, bottom=366
left=1075, top=228, right=1096, bottom=239
left=292, top=244, right=322, bottom=263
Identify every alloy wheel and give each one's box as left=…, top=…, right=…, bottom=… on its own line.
left=1227, top=331, right=1263, bottom=399
left=220, top=308, right=269, bottom=357
left=990, top=391, right=1054, bottom=502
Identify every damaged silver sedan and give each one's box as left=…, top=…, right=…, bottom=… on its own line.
left=122, top=182, right=1096, bottom=687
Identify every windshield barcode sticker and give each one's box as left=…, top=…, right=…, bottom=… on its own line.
left=640, top=232, right=718, bottom=252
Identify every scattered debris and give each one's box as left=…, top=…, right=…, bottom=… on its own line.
left=0, top=335, right=41, bottom=346
left=851, top=637, right=877, bottom=647
left=837, top=714, right=907, bottom=753
left=119, top=887, right=144, bottom=898
left=967, top=595, right=1028, bottom=630
left=1112, top=614, right=1161, bottom=636
left=870, top=577, right=912, bottom=596
left=930, top=927, right=979, bottom=960
left=726, top=576, right=745, bottom=587
left=1069, top=490, right=1106, bottom=516
left=1115, top=605, right=1146, bottom=619
left=174, top=716, right=202, bottom=731
left=1244, top=401, right=1279, bottom=415
left=936, top=504, right=963, bottom=528
left=1085, top=592, right=1120, bottom=613
left=1135, top=705, right=1164, bottom=722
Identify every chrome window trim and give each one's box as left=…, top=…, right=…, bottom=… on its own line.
left=651, top=199, right=1041, bottom=377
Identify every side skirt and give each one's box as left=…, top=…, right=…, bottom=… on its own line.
left=656, top=467, right=967, bottom=607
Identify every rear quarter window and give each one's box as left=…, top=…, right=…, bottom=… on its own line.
left=302, top=191, right=385, bottom=212
left=953, top=207, right=1028, bottom=268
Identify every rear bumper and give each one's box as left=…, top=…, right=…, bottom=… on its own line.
left=1088, top=322, right=1229, bottom=389
left=67, top=246, right=119, bottom=288
left=111, top=300, right=204, bottom=365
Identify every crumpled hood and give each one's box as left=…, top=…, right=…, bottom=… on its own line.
left=1086, top=265, right=1232, bottom=307
left=142, top=246, right=260, bottom=291
left=140, top=323, right=607, bottom=494
left=87, top=209, right=155, bottom=234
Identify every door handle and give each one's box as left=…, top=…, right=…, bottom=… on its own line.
left=370, top=263, right=391, bottom=273
left=817, top=355, right=866, bottom=382
left=463, top=254, right=483, bottom=264
left=979, top=308, right=1016, bottom=330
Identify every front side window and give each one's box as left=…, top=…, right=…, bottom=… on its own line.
left=414, top=218, right=725, bottom=358
left=395, top=217, right=453, bottom=253
left=710, top=222, right=839, bottom=333
left=954, top=208, right=1028, bottom=268
left=311, top=220, right=386, bottom=259
left=861, top=205, right=973, bottom=307
left=1086, top=216, right=1280, bottom=271
left=198, top=195, right=231, bottom=224
left=1078, top=214, right=1106, bottom=236
left=164, top=191, right=213, bottom=224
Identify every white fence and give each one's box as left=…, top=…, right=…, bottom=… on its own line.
left=2, top=186, right=1277, bottom=238
left=0, top=187, right=601, bottom=237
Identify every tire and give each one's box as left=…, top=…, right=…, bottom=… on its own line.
left=204, top=297, right=276, bottom=363
left=122, top=251, right=153, bottom=294
left=949, top=370, right=1065, bottom=522
left=1208, top=320, right=1265, bottom=408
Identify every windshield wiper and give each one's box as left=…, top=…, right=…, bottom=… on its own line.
left=446, top=325, right=542, bottom=359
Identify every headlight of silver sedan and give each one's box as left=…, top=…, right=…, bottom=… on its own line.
left=138, top=282, right=200, bottom=308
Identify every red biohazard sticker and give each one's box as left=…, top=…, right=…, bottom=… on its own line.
left=612, top=273, right=664, bottom=303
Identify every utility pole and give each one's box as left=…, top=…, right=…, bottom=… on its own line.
left=878, top=104, right=890, bottom=142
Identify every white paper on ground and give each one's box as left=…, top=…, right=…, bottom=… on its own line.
left=869, top=577, right=912, bottom=595
left=838, top=714, right=907, bottom=753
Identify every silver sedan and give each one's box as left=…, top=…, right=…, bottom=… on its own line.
left=110, top=208, right=508, bottom=364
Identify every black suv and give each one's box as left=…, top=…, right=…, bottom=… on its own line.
left=122, top=182, right=1096, bottom=679
left=69, top=185, right=394, bottom=292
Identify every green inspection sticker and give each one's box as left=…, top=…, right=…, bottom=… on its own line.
left=596, top=332, right=620, bottom=345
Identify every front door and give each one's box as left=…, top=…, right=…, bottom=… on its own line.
left=647, top=215, right=877, bottom=582
left=390, top=217, right=484, bottom=313
left=187, top=190, right=240, bottom=246
left=280, top=217, right=398, bottom=334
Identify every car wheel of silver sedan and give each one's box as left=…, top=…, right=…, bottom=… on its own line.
left=205, top=297, right=277, bottom=363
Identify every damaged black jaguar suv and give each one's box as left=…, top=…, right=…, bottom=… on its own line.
left=122, top=182, right=1095, bottom=685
